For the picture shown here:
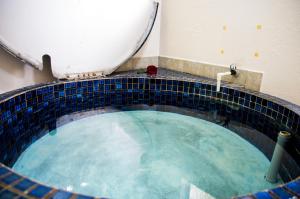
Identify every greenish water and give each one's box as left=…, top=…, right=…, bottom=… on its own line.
left=13, top=111, right=277, bottom=198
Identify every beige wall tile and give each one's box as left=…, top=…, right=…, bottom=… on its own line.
left=159, top=56, right=263, bottom=91
left=117, top=56, right=159, bottom=72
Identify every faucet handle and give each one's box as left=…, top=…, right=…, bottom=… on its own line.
left=230, top=64, right=237, bottom=75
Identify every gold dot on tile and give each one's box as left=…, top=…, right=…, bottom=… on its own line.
left=223, top=25, right=227, bottom=31
left=220, top=49, right=225, bottom=54
left=254, top=52, right=260, bottom=58
left=256, top=24, right=262, bottom=30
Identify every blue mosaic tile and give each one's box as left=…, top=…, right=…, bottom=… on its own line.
left=51, top=190, right=72, bottom=199
left=28, top=185, right=52, bottom=198
left=285, top=180, right=300, bottom=195
left=254, top=191, right=273, bottom=199
left=0, top=173, right=21, bottom=184
left=0, top=167, right=9, bottom=176
left=0, top=189, right=20, bottom=198
left=270, top=187, right=294, bottom=198
left=14, top=179, right=36, bottom=191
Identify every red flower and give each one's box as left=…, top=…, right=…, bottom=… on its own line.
left=147, top=65, right=158, bottom=76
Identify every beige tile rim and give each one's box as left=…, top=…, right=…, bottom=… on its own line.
left=117, top=56, right=263, bottom=92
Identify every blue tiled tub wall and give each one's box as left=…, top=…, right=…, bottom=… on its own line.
left=0, top=77, right=300, bottom=199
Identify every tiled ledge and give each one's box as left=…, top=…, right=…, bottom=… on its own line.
left=158, top=56, right=263, bottom=92
left=117, top=56, right=159, bottom=72
left=0, top=68, right=298, bottom=131
left=0, top=68, right=299, bottom=123
left=0, top=163, right=97, bottom=199
left=1, top=157, right=300, bottom=199
left=111, top=69, right=299, bottom=117
left=116, top=56, right=264, bottom=92
left=234, top=177, right=300, bottom=199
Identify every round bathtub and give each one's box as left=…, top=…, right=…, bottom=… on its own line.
left=0, top=69, right=299, bottom=199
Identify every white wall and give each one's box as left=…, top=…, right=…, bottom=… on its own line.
left=0, top=48, right=55, bottom=93
left=160, top=0, right=300, bottom=105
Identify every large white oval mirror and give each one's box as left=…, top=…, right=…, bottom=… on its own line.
left=0, top=0, right=158, bottom=79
